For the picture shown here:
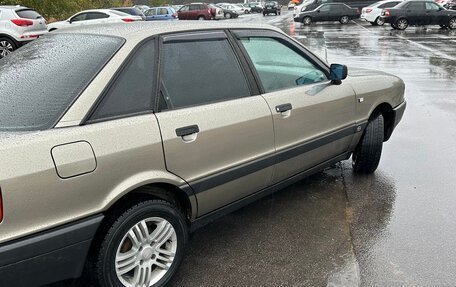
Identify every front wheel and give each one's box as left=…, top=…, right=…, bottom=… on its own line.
left=93, top=199, right=188, bottom=287
left=448, top=18, right=456, bottom=30
left=352, top=113, right=384, bottom=174
left=340, top=15, right=350, bottom=24
left=0, top=37, right=16, bottom=59
left=197, top=16, right=205, bottom=20
left=225, top=12, right=232, bottom=19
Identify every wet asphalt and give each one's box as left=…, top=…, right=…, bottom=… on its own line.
left=49, top=10, right=456, bottom=287
left=170, top=12, right=456, bottom=287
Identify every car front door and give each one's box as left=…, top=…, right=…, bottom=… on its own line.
left=177, top=5, right=189, bottom=20
left=234, top=30, right=357, bottom=184
left=145, top=8, right=157, bottom=20
left=155, top=31, right=275, bottom=216
left=425, top=2, right=442, bottom=24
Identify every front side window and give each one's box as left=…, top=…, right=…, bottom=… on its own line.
left=160, top=37, right=250, bottom=110
left=0, top=34, right=124, bottom=131
left=90, top=40, right=156, bottom=121
left=320, top=4, right=331, bottom=11
left=179, top=5, right=189, bottom=11
left=240, top=37, right=328, bottom=93
left=71, top=13, right=88, bottom=22
left=425, top=2, right=440, bottom=10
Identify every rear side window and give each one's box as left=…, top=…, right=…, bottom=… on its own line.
left=406, top=2, right=424, bottom=9
left=378, top=2, right=400, bottom=8
left=90, top=40, right=156, bottom=121
left=86, top=12, right=109, bottom=20
left=160, top=38, right=250, bottom=110
left=15, top=9, right=42, bottom=19
left=0, top=34, right=123, bottom=131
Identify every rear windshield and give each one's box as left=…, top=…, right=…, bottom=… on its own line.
left=15, top=9, right=42, bottom=19
left=0, top=34, right=124, bottom=131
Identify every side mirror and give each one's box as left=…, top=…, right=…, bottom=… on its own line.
left=330, top=64, right=348, bottom=84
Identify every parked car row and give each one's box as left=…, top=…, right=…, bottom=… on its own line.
left=293, top=0, right=456, bottom=30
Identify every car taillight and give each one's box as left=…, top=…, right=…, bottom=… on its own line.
left=11, top=18, right=33, bottom=26
left=365, top=8, right=372, bottom=13
left=383, top=9, right=390, bottom=16
left=122, top=18, right=135, bottom=22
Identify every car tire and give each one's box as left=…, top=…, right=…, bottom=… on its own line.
left=302, top=16, right=312, bottom=25
left=375, top=16, right=385, bottom=26
left=395, top=18, right=408, bottom=30
left=370, top=21, right=378, bottom=26
left=91, top=199, right=188, bottom=287
left=225, top=12, right=232, bottom=19
left=352, top=112, right=384, bottom=174
left=340, top=15, right=350, bottom=24
left=0, top=37, right=17, bottom=59
left=197, top=16, right=205, bottom=20
left=448, top=17, right=456, bottom=30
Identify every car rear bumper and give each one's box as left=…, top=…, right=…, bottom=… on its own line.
left=0, top=215, right=103, bottom=287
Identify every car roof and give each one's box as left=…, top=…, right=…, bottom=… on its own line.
left=55, top=21, right=281, bottom=40
left=0, top=5, right=28, bottom=10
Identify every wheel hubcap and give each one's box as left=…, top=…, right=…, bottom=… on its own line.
left=0, top=41, right=13, bottom=58
left=342, top=16, right=349, bottom=23
left=115, top=217, right=177, bottom=287
left=450, top=19, right=456, bottom=29
left=377, top=18, right=384, bottom=25
left=398, top=20, right=407, bottom=29
left=304, top=17, right=311, bottom=24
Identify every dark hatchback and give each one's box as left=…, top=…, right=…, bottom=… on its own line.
left=263, top=1, right=281, bottom=15
left=294, top=3, right=360, bottom=24
left=381, top=0, right=456, bottom=29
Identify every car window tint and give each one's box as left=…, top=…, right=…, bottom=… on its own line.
left=86, top=12, right=109, bottom=20
left=179, top=5, right=189, bottom=11
left=159, top=8, right=168, bottom=14
left=407, top=2, right=424, bottom=9
left=160, top=38, right=250, bottom=110
left=425, top=2, right=440, bottom=10
left=90, top=41, right=155, bottom=120
left=378, top=2, right=398, bottom=8
left=320, top=5, right=330, bottom=11
left=71, top=13, right=88, bottom=22
left=0, top=34, right=123, bottom=131
left=15, top=9, right=42, bottom=19
left=145, top=9, right=156, bottom=15
left=240, top=37, right=328, bottom=93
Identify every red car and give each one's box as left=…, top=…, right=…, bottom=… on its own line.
left=177, top=3, right=223, bottom=20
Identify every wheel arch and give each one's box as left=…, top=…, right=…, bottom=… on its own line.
left=0, top=34, right=18, bottom=46
left=371, top=102, right=394, bottom=141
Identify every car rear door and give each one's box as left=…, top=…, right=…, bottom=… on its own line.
left=405, top=1, right=426, bottom=24
left=234, top=30, right=357, bottom=184
left=155, top=31, right=275, bottom=216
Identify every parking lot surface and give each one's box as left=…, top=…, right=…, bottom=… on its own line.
left=50, top=11, right=456, bottom=287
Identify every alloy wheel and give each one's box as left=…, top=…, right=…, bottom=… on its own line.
left=376, top=17, right=385, bottom=26
left=340, top=16, right=349, bottom=24
left=0, top=40, right=14, bottom=59
left=449, top=18, right=456, bottom=30
left=397, top=19, right=408, bottom=30
left=303, top=16, right=312, bottom=25
left=115, top=217, right=177, bottom=287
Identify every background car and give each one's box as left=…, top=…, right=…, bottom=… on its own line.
left=111, top=6, right=146, bottom=20
left=381, top=0, right=456, bottom=30
left=144, top=7, right=178, bottom=21
left=263, top=1, right=281, bottom=15
left=178, top=3, right=223, bottom=20
left=47, top=9, right=142, bottom=31
left=243, top=3, right=264, bottom=12
left=295, top=3, right=360, bottom=24
left=361, top=0, right=402, bottom=25
left=294, top=0, right=379, bottom=15
left=443, top=0, right=456, bottom=9
left=212, top=4, right=239, bottom=18
left=0, top=5, right=47, bottom=59
left=133, top=4, right=151, bottom=12
left=218, top=3, right=246, bottom=14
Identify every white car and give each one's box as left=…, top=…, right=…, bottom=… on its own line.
left=293, top=0, right=313, bottom=17
left=0, top=6, right=47, bottom=58
left=218, top=3, right=247, bottom=14
left=361, top=0, right=402, bottom=25
left=47, top=9, right=142, bottom=32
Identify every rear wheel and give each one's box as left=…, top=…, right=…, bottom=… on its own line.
left=395, top=18, right=408, bottom=30
left=197, top=16, right=205, bottom=20
left=448, top=18, right=456, bottom=30
left=0, top=37, right=16, bottom=59
left=375, top=16, right=385, bottom=26
left=340, top=15, right=350, bottom=24
left=92, top=199, right=188, bottom=287
left=352, top=113, right=384, bottom=174
left=302, top=16, right=312, bottom=25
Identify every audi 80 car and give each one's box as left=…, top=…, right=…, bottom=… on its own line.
left=0, top=22, right=405, bottom=287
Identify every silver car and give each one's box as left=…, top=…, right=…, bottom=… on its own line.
left=0, top=22, right=405, bottom=287
left=0, top=5, right=47, bottom=58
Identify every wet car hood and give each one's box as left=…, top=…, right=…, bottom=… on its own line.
left=348, top=67, right=392, bottom=77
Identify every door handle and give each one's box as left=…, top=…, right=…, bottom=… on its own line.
left=275, top=103, right=292, bottom=113
left=176, top=125, right=199, bottom=137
